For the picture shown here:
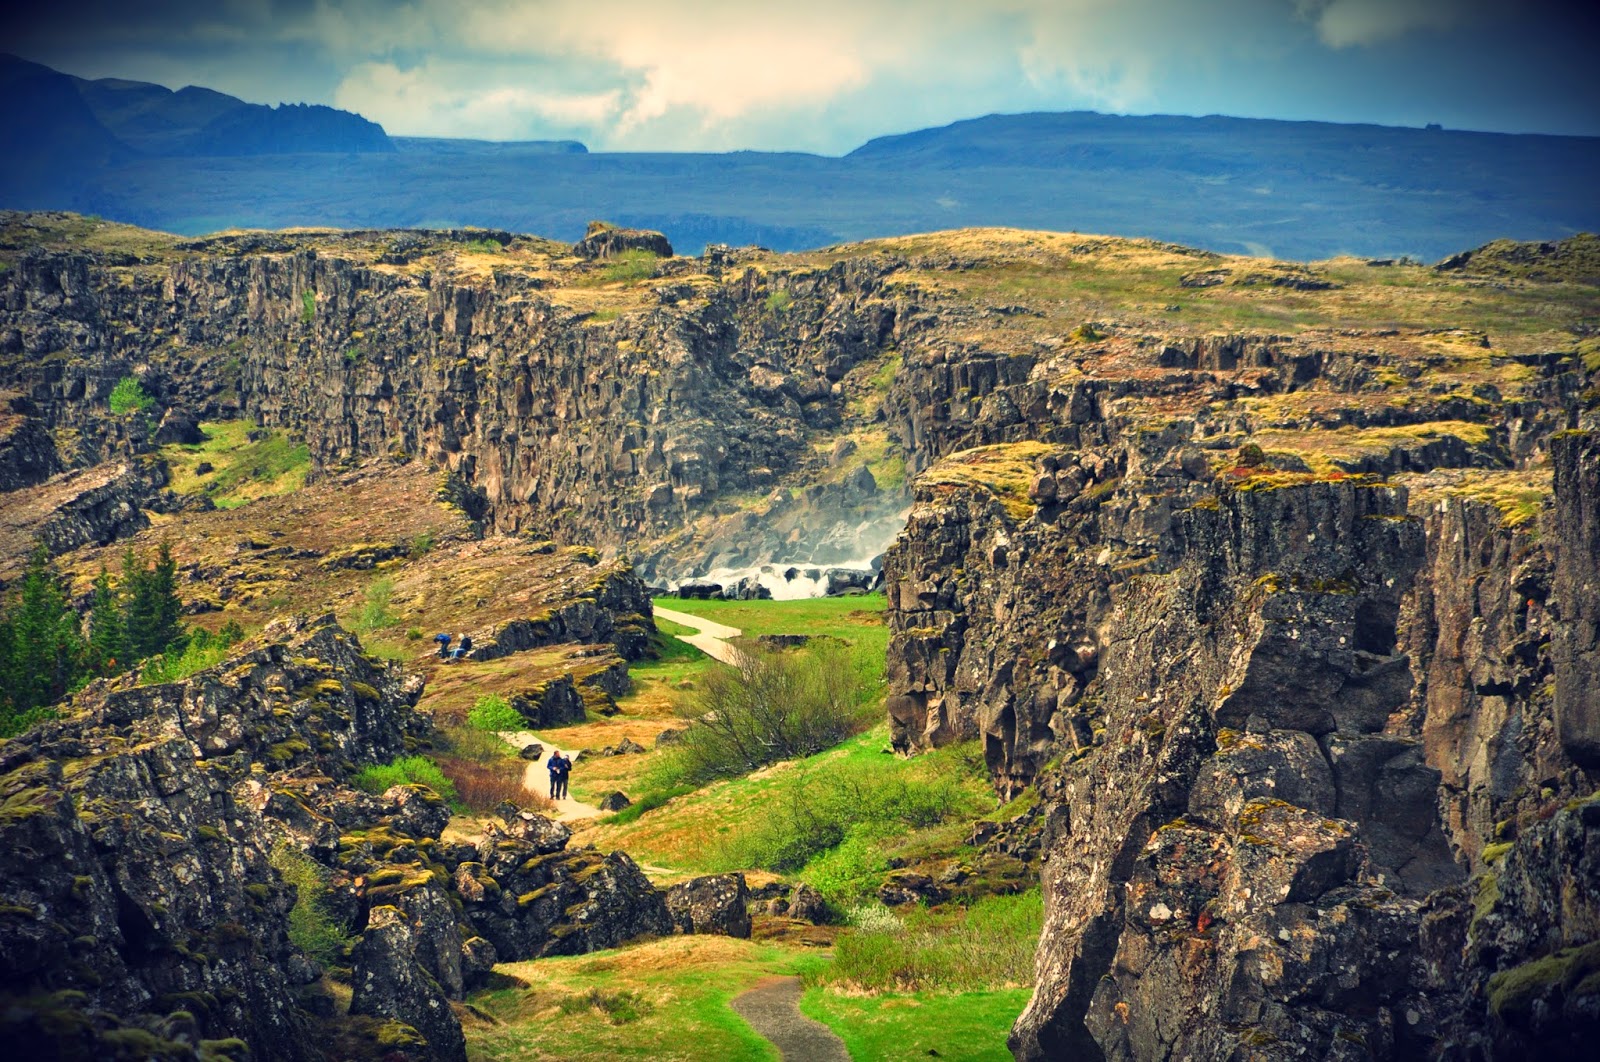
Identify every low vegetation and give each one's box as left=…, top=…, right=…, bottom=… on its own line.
left=351, top=755, right=462, bottom=809
left=468, top=692, right=525, bottom=732
left=819, top=891, right=1042, bottom=993
left=269, top=842, right=352, bottom=966
left=160, top=419, right=311, bottom=509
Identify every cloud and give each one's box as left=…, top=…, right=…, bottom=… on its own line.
left=1295, top=0, right=1484, bottom=49
left=7, top=0, right=1596, bottom=148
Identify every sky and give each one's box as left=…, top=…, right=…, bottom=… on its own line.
left=4, top=0, right=1597, bottom=153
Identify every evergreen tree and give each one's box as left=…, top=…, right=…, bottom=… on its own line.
left=122, top=544, right=186, bottom=660
left=0, top=544, right=83, bottom=733
left=122, top=546, right=159, bottom=659
left=86, top=566, right=127, bottom=676
left=149, top=542, right=186, bottom=657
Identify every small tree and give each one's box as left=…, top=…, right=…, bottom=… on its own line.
left=672, top=643, right=871, bottom=783
left=122, top=543, right=186, bottom=660
left=108, top=375, right=154, bottom=416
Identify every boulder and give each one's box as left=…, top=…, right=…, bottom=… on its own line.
left=349, top=905, right=467, bottom=1062
left=518, top=741, right=545, bottom=761
left=786, top=883, right=827, bottom=923
left=666, top=873, right=752, bottom=938
left=654, top=727, right=689, bottom=748
left=597, top=791, right=632, bottom=812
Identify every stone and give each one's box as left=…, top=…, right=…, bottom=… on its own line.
left=349, top=906, right=467, bottom=1062
left=597, top=790, right=632, bottom=812
left=666, top=873, right=752, bottom=938
left=786, top=883, right=826, bottom=924
left=518, top=741, right=545, bottom=760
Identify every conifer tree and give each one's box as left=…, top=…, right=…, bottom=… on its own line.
left=86, top=566, right=127, bottom=676
left=0, top=544, right=83, bottom=733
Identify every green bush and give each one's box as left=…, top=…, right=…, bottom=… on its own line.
left=467, top=693, right=525, bottom=733
left=141, top=621, right=245, bottom=684
left=817, top=891, right=1043, bottom=993
left=108, top=376, right=154, bottom=415
left=764, top=290, right=793, bottom=313
left=351, top=755, right=462, bottom=809
left=670, top=643, right=874, bottom=783
left=300, top=290, right=315, bottom=325
left=269, top=843, right=352, bottom=966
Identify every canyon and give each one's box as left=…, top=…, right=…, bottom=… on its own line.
left=1, top=211, right=1597, bottom=1058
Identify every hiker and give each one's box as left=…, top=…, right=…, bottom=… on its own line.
left=555, top=751, right=572, bottom=800
left=547, top=751, right=566, bottom=800
left=450, top=632, right=473, bottom=661
left=433, top=632, right=452, bottom=659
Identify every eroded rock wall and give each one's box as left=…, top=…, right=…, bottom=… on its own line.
left=885, top=413, right=1599, bottom=1054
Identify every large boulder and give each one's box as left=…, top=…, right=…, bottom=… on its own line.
left=349, top=905, right=467, bottom=1062
left=666, top=873, right=752, bottom=938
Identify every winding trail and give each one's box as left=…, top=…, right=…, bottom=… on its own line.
left=732, top=976, right=850, bottom=1061
left=500, top=730, right=601, bottom=821
left=653, top=605, right=745, bottom=665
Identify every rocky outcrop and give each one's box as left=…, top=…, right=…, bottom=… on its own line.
left=0, top=395, right=61, bottom=491
left=572, top=222, right=673, bottom=260
left=666, top=873, right=752, bottom=938
left=0, top=614, right=427, bottom=1060
left=0, top=457, right=175, bottom=580
left=885, top=410, right=1599, bottom=1059
left=1551, top=430, right=1600, bottom=766
left=0, top=613, right=678, bottom=1060
left=0, top=228, right=913, bottom=583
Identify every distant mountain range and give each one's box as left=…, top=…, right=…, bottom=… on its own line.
left=3, top=55, right=1598, bottom=260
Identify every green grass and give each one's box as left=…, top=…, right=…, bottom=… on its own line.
left=600, top=250, right=660, bottom=284
left=819, top=891, right=1042, bottom=993
left=652, top=594, right=889, bottom=694
left=470, top=938, right=829, bottom=1061
left=587, top=725, right=991, bottom=882
left=159, top=420, right=311, bottom=509
left=801, top=987, right=1030, bottom=1062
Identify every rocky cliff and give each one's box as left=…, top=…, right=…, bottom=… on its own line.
left=0, top=613, right=675, bottom=1060
left=882, top=312, right=1599, bottom=1055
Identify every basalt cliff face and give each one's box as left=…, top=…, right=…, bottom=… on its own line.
left=0, top=215, right=922, bottom=584
left=882, top=313, right=1600, bottom=1053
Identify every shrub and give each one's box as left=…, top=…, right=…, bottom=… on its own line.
left=351, top=755, right=462, bottom=809
left=764, top=290, right=793, bottom=313
left=467, top=693, right=525, bottom=733
left=269, top=843, right=352, bottom=966
left=436, top=755, right=538, bottom=814
left=141, top=621, right=245, bottom=684
left=712, top=752, right=979, bottom=884
left=300, top=290, right=315, bottom=325
left=670, top=643, right=873, bottom=783
left=108, top=376, right=154, bottom=415
left=355, top=576, right=396, bottom=633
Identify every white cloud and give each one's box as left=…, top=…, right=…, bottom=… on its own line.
left=1296, top=0, right=1483, bottom=49
left=333, top=59, right=624, bottom=140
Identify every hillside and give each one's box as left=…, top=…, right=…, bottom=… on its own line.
left=0, top=215, right=1597, bottom=1059
left=3, top=59, right=1598, bottom=258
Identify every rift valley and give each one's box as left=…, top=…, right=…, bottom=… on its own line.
left=0, top=211, right=1597, bottom=1060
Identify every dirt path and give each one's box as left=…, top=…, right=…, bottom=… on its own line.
left=501, top=730, right=601, bottom=821
left=731, top=976, right=850, bottom=1061
left=653, top=605, right=745, bottom=665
